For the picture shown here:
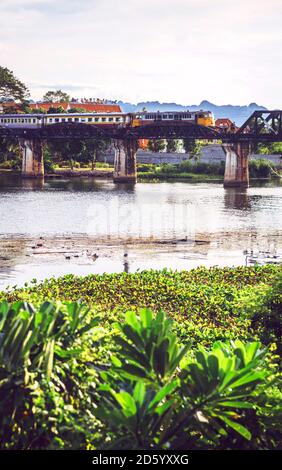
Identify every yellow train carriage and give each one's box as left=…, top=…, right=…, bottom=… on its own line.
left=131, top=111, right=215, bottom=127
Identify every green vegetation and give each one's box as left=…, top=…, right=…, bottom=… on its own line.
left=0, top=66, right=29, bottom=104
left=249, top=158, right=279, bottom=178
left=257, top=142, right=282, bottom=155
left=42, top=89, right=71, bottom=103
left=0, top=266, right=281, bottom=449
left=138, top=158, right=281, bottom=181
left=138, top=160, right=225, bottom=180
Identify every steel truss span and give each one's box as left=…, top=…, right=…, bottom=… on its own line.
left=235, top=110, right=282, bottom=142
left=0, top=110, right=282, bottom=142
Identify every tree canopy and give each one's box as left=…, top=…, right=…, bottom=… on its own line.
left=0, top=66, right=29, bottom=102
left=43, top=90, right=71, bottom=103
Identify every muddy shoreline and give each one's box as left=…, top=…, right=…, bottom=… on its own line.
left=1, top=231, right=281, bottom=265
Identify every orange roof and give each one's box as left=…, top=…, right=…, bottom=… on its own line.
left=29, top=102, right=121, bottom=113
left=1, top=101, right=21, bottom=109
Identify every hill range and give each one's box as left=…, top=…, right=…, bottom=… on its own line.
left=117, top=100, right=267, bottom=126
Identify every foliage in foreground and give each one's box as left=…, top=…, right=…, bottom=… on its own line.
left=0, top=270, right=281, bottom=450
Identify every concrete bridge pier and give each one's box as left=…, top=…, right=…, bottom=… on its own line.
left=113, top=139, right=138, bottom=183
left=222, top=142, right=251, bottom=188
left=20, top=139, right=44, bottom=177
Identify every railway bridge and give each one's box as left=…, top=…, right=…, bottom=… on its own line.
left=0, top=110, right=281, bottom=187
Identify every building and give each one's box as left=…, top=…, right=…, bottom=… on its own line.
left=0, top=101, right=21, bottom=113
left=0, top=101, right=122, bottom=114
left=29, top=102, right=122, bottom=113
left=215, top=118, right=237, bottom=131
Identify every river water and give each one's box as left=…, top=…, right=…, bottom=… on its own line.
left=0, top=175, right=281, bottom=289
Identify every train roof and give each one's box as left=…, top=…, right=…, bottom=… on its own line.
left=0, top=112, right=126, bottom=117
left=133, top=110, right=212, bottom=114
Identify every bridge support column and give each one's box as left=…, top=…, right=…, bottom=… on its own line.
left=20, top=139, right=44, bottom=177
left=222, top=142, right=250, bottom=188
left=113, top=139, right=138, bottom=183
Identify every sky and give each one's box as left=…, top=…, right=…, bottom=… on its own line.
left=0, top=0, right=282, bottom=107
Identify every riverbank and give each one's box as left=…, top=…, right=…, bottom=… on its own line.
left=0, top=229, right=281, bottom=289
left=0, top=168, right=114, bottom=178
left=139, top=171, right=223, bottom=181
left=1, top=156, right=280, bottom=181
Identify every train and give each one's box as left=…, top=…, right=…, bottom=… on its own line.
left=0, top=110, right=215, bottom=129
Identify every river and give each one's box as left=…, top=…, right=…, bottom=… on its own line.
left=0, top=175, right=281, bottom=289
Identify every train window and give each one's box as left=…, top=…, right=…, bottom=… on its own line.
left=55, top=118, right=60, bottom=123
left=116, top=117, right=121, bottom=122
left=62, top=118, right=66, bottom=122
left=163, top=114, right=168, bottom=119
left=68, top=118, right=72, bottom=122
left=145, top=115, right=150, bottom=119
left=109, top=118, right=113, bottom=122
left=33, top=119, right=36, bottom=123
left=74, top=118, right=79, bottom=122
left=102, top=117, right=106, bottom=122
left=95, top=117, right=99, bottom=122
left=21, top=119, right=24, bottom=123
left=49, top=118, right=53, bottom=122
left=88, top=118, right=92, bottom=122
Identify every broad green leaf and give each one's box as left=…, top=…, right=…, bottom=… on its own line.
left=148, top=380, right=178, bottom=410
left=133, top=382, right=145, bottom=406
left=220, top=415, right=252, bottom=440
left=114, top=391, right=137, bottom=417
left=140, top=308, right=152, bottom=328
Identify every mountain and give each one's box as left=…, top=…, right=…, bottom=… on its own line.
left=116, top=100, right=267, bottom=126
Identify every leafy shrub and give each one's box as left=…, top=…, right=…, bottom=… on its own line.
left=249, top=159, right=274, bottom=178
left=96, top=309, right=277, bottom=450
left=236, top=273, right=282, bottom=357
left=0, top=300, right=99, bottom=449
left=95, top=162, right=111, bottom=168
left=0, top=159, right=21, bottom=170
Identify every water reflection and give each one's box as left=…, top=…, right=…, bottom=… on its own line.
left=22, top=177, right=45, bottom=190
left=224, top=187, right=251, bottom=211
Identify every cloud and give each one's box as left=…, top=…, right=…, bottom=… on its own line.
left=0, top=0, right=282, bottom=106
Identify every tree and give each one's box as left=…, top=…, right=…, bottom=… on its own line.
left=166, top=139, right=179, bottom=153
left=79, top=138, right=111, bottom=169
left=183, top=138, right=202, bottom=160
left=47, top=139, right=83, bottom=169
left=27, top=107, right=47, bottom=114
left=0, top=138, right=21, bottom=170
left=43, top=90, right=70, bottom=103
left=47, top=106, right=66, bottom=114
left=147, top=139, right=166, bottom=153
left=0, top=66, right=29, bottom=102
left=68, top=107, right=86, bottom=113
